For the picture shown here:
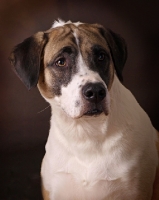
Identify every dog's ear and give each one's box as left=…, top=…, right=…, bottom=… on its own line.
left=97, top=26, right=127, bottom=81
left=9, top=32, right=48, bottom=90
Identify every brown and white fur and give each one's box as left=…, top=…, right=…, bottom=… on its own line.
left=9, top=19, right=158, bottom=200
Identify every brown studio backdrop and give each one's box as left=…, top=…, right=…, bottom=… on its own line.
left=0, top=0, right=159, bottom=199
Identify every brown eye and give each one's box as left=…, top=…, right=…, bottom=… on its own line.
left=98, top=53, right=105, bottom=61
left=56, top=58, right=66, bottom=67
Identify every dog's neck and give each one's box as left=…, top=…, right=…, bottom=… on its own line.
left=47, top=109, right=109, bottom=160
left=49, top=103, right=109, bottom=144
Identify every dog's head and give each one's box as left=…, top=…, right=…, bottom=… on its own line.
left=9, top=20, right=127, bottom=119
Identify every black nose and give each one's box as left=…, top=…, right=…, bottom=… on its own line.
left=82, top=83, right=106, bottom=103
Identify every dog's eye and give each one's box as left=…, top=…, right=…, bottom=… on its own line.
left=55, top=58, right=66, bottom=67
left=98, top=52, right=105, bottom=61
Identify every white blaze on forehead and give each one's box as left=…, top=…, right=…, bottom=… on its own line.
left=52, top=19, right=83, bottom=28
left=72, top=29, right=103, bottom=82
left=72, top=31, right=80, bottom=46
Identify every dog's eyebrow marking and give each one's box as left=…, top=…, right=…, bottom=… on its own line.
left=46, top=46, right=76, bottom=67
left=91, top=44, right=108, bottom=54
left=60, top=46, right=74, bottom=54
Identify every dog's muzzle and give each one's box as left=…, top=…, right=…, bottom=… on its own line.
left=82, top=82, right=107, bottom=116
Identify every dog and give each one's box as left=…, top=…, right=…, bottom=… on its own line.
left=9, top=19, right=158, bottom=200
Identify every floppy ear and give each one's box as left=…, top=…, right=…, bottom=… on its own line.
left=97, top=26, right=127, bottom=81
left=9, top=32, right=48, bottom=90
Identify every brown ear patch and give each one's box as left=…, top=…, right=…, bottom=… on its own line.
left=9, top=32, right=48, bottom=90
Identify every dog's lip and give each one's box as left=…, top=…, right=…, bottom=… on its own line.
left=84, top=109, right=103, bottom=116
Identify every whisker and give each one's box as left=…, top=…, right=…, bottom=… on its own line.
left=38, top=105, right=50, bottom=114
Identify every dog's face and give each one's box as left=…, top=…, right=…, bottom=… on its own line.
left=9, top=20, right=127, bottom=119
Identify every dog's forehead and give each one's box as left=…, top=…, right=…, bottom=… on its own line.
left=45, top=21, right=109, bottom=55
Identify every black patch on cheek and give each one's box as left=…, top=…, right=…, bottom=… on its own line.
left=47, top=55, right=78, bottom=96
left=51, top=77, right=63, bottom=96
left=49, top=68, right=72, bottom=96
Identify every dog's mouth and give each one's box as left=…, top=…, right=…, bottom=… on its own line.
left=84, top=108, right=103, bottom=116
left=83, top=101, right=109, bottom=117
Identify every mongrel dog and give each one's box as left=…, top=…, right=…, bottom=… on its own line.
left=9, top=19, right=158, bottom=200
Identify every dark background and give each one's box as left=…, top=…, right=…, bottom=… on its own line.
left=0, top=0, right=159, bottom=199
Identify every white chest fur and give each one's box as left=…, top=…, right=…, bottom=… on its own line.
left=41, top=76, right=158, bottom=200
